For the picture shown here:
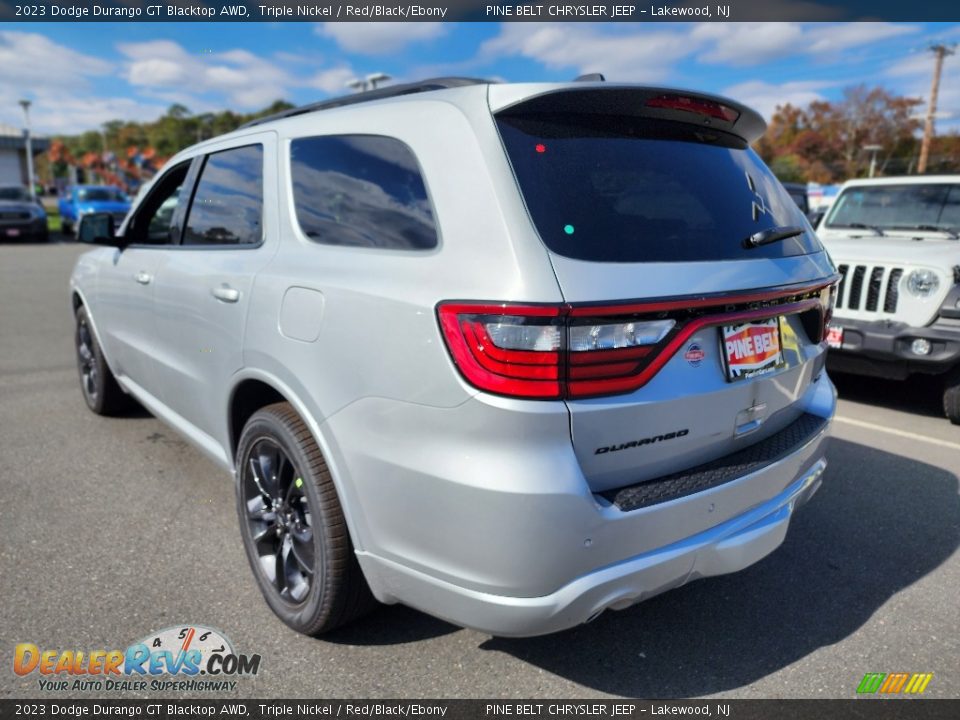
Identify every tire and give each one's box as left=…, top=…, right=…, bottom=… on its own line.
left=61, top=219, right=72, bottom=236
left=235, top=402, right=376, bottom=635
left=75, top=306, right=130, bottom=415
left=943, top=368, right=960, bottom=425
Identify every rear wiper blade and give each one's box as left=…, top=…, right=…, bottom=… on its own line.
left=889, top=224, right=959, bottom=239
left=844, top=222, right=886, bottom=236
left=743, top=225, right=805, bottom=249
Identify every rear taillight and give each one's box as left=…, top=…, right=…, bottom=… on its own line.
left=438, top=281, right=835, bottom=400
left=437, top=304, right=564, bottom=398
left=566, top=318, right=675, bottom=397
left=645, top=94, right=740, bottom=123
left=820, top=283, right=839, bottom=341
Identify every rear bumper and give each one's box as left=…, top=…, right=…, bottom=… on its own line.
left=827, top=316, right=960, bottom=378
left=358, top=453, right=827, bottom=637
left=336, top=375, right=835, bottom=637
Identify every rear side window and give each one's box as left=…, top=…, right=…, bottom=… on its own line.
left=183, top=144, right=263, bottom=246
left=496, top=114, right=820, bottom=263
left=290, top=135, right=436, bottom=250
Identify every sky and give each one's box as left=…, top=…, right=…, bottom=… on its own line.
left=0, top=21, right=959, bottom=136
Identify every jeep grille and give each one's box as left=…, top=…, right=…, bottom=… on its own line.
left=836, top=264, right=904, bottom=315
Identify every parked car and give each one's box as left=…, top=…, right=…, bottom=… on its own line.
left=59, top=185, right=131, bottom=235
left=0, top=185, right=48, bottom=242
left=817, top=176, right=960, bottom=422
left=70, top=79, right=839, bottom=637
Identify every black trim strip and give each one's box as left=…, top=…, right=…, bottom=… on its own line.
left=602, top=413, right=828, bottom=512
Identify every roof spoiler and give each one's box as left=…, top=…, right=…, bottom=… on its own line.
left=488, top=84, right=767, bottom=144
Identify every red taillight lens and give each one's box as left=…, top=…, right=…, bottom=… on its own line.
left=437, top=304, right=564, bottom=399
left=438, top=283, right=833, bottom=400
left=565, top=318, right=674, bottom=397
left=438, top=304, right=676, bottom=400
left=645, top=94, right=740, bottom=123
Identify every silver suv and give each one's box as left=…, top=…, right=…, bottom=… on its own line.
left=70, top=79, right=839, bottom=637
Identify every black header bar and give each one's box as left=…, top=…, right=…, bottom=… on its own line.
left=1, top=0, right=958, bottom=22
left=2, top=699, right=960, bottom=720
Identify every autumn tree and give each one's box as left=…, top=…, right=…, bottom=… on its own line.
left=756, top=85, right=928, bottom=183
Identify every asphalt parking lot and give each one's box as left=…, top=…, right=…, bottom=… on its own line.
left=2, top=239, right=958, bottom=700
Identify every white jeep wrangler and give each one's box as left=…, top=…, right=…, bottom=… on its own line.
left=817, top=176, right=960, bottom=423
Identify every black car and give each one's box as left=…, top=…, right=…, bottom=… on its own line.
left=0, top=186, right=49, bottom=242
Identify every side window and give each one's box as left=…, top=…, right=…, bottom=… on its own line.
left=290, top=135, right=437, bottom=250
left=127, top=161, right=191, bottom=246
left=183, top=145, right=263, bottom=246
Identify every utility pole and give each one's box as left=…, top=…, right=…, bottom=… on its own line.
left=863, top=144, right=882, bottom=178
left=918, top=43, right=956, bottom=174
left=18, top=100, right=35, bottom=200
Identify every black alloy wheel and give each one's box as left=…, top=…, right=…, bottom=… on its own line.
left=74, top=306, right=130, bottom=415
left=235, top=403, right=376, bottom=635
left=242, top=437, right=316, bottom=603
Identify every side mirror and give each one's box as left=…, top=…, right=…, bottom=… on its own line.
left=78, top=212, right=123, bottom=247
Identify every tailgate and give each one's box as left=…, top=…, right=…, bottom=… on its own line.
left=492, top=86, right=836, bottom=491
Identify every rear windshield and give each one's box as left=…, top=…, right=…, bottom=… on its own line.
left=496, top=114, right=820, bottom=263
left=825, top=183, right=960, bottom=231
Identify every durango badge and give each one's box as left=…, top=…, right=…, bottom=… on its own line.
left=595, top=429, right=690, bottom=455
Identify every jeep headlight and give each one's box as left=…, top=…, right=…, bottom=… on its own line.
left=905, top=269, right=940, bottom=298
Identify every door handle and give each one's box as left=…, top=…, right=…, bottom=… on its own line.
left=212, top=286, right=240, bottom=303
left=135, top=271, right=152, bottom=285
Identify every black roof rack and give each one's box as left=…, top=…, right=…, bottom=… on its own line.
left=240, top=77, right=492, bottom=129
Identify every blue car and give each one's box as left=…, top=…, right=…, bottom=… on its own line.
left=59, top=185, right=131, bottom=235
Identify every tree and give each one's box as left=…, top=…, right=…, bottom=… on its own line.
left=756, top=85, right=926, bottom=183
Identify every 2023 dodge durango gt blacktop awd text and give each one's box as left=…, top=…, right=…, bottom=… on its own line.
left=70, top=79, right=839, bottom=637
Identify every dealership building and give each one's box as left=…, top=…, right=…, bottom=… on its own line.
left=0, top=123, right=49, bottom=188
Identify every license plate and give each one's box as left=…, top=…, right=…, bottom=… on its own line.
left=5, top=228, right=20, bottom=237
left=721, top=318, right=784, bottom=382
left=826, top=324, right=844, bottom=350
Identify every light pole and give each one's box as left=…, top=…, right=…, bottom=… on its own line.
left=18, top=99, right=35, bottom=200
left=863, top=144, right=882, bottom=178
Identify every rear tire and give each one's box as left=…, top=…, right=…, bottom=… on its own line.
left=75, top=306, right=130, bottom=416
left=235, top=402, right=377, bottom=635
left=943, top=368, right=960, bottom=425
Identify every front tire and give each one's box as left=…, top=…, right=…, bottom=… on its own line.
left=75, top=306, right=131, bottom=415
left=235, top=402, right=376, bottom=635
